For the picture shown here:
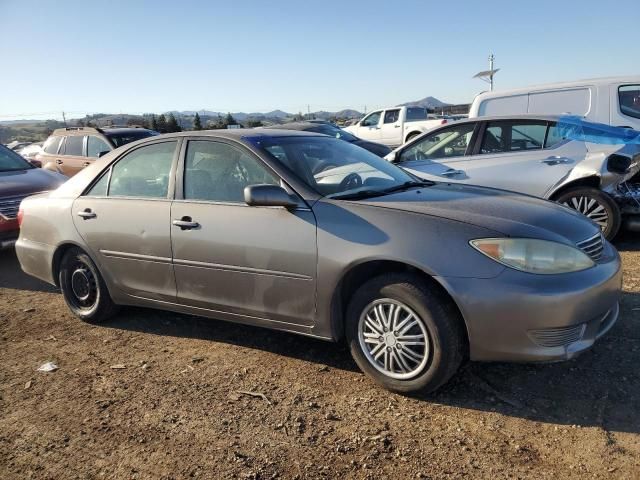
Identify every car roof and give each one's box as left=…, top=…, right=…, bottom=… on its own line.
left=51, top=126, right=154, bottom=136
left=157, top=128, right=326, bottom=140
left=451, top=114, right=567, bottom=124
left=263, top=122, right=326, bottom=131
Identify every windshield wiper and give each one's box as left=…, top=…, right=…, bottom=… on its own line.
left=329, top=189, right=389, bottom=200
left=329, top=180, right=434, bottom=201
left=379, top=180, right=435, bottom=194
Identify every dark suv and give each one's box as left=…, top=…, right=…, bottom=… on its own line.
left=37, top=126, right=158, bottom=177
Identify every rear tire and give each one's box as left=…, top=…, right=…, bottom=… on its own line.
left=554, top=187, right=621, bottom=240
left=59, top=247, right=119, bottom=323
left=405, top=132, right=421, bottom=143
left=345, top=273, right=465, bottom=393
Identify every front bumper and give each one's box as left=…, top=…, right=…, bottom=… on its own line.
left=437, top=243, right=622, bottom=362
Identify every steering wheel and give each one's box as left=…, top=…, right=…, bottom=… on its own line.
left=339, top=172, right=363, bottom=191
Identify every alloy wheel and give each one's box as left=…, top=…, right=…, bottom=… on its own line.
left=358, top=299, right=431, bottom=380
left=562, top=196, right=608, bottom=230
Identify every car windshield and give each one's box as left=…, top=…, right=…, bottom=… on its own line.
left=250, top=136, right=426, bottom=199
left=309, top=124, right=358, bottom=142
left=106, top=130, right=159, bottom=148
left=0, top=144, right=33, bottom=172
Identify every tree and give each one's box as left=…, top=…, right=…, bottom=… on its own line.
left=208, top=114, right=226, bottom=130
left=193, top=112, right=203, bottom=130
left=245, top=119, right=263, bottom=128
left=156, top=114, right=168, bottom=133
left=167, top=113, right=181, bottom=133
left=150, top=114, right=158, bottom=131
left=224, top=112, right=237, bottom=126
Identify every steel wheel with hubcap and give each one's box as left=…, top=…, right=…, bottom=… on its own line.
left=59, top=247, right=119, bottom=323
left=346, top=273, right=465, bottom=393
left=554, top=187, right=621, bottom=240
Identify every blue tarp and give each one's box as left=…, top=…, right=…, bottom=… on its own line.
left=557, top=116, right=640, bottom=145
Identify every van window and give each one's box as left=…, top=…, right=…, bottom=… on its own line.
left=528, top=88, right=590, bottom=116
left=619, top=85, right=640, bottom=120
left=478, top=94, right=528, bottom=116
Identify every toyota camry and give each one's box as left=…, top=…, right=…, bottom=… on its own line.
left=16, top=130, right=621, bottom=393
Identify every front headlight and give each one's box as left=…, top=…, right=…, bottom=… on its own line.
left=470, top=238, right=595, bottom=274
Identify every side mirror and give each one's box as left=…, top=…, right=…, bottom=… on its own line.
left=98, top=150, right=109, bottom=158
left=244, top=184, right=298, bottom=209
left=386, top=151, right=398, bottom=163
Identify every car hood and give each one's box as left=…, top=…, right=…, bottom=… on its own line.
left=0, top=168, right=67, bottom=198
left=355, top=183, right=600, bottom=245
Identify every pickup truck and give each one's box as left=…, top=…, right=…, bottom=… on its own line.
left=343, top=106, right=448, bottom=147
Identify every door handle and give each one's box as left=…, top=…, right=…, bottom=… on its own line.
left=172, top=216, right=200, bottom=230
left=542, top=156, right=573, bottom=166
left=441, top=168, right=464, bottom=177
left=394, top=125, right=401, bottom=128
left=77, top=209, right=96, bottom=219
left=83, top=161, right=91, bottom=167
left=56, top=159, right=63, bottom=165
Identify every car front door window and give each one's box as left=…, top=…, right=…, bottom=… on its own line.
left=184, top=141, right=279, bottom=203
left=400, top=123, right=476, bottom=162
left=361, top=112, right=381, bottom=127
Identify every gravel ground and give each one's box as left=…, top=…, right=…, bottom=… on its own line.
left=1, top=236, right=639, bottom=479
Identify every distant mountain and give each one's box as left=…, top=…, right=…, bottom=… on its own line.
left=398, top=96, right=449, bottom=109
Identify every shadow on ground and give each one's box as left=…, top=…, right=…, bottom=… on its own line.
left=2, top=245, right=638, bottom=435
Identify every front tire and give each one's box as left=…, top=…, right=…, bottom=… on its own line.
left=554, top=187, right=621, bottom=240
left=346, top=273, right=465, bottom=393
left=59, top=247, right=119, bottom=323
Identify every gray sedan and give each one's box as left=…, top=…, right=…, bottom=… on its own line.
left=16, top=130, right=621, bottom=393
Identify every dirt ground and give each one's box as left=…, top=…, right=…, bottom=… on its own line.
left=1, top=236, right=639, bottom=480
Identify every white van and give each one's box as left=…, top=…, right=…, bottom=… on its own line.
left=469, top=76, right=640, bottom=130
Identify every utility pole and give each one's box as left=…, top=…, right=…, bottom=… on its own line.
left=473, top=54, right=500, bottom=92
left=488, top=54, right=495, bottom=91
left=62, top=111, right=67, bottom=127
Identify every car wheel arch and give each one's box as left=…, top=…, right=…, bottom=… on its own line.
left=548, top=175, right=601, bottom=200
left=51, top=242, right=95, bottom=287
left=405, top=131, right=422, bottom=143
left=329, top=259, right=470, bottom=354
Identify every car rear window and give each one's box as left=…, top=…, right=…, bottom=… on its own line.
left=107, top=130, right=158, bottom=148
left=406, top=107, right=428, bottom=122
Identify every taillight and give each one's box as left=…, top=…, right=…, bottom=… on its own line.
left=17, top=204, right=24, bottom=227
left=440, top=119, right=448, bottom=125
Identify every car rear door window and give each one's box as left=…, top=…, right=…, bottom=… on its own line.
left=184, top=141, right=279, bottom=203
left=42, top=136, right=62, bottom=154
left=480, top=121, right=546, bottom=154
left=384, top=109, right=400, bottom=124
left=87, top=136, right=111, bottom=158
left=108, top=141, right=176, bottom=198
left=544, top=123, right=567, bottom=148
left=64, top=135, right=85, bottom=156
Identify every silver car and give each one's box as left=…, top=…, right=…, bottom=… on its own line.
left=385, top=115, right=640, bottom=239
left=16, top=130, right=621, bottom=393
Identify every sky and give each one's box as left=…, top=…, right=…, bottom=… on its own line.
left=1, top=0, right=639, bottom=120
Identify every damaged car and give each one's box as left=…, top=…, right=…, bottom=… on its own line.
left=385, top=115, right=640, bottom=239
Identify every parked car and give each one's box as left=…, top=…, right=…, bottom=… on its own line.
left=265, top=121, right=391, bottom=157
left=385, top=115, right=640, bottom=240
left=16, top=130, right=621, bottom=393
left=0, top=144, right=66, bottom=249
left=343, top=106, right=447, bottom=147
left=17, top=142, right=43, bottom=166
left=37, top=126, right=158, bottom=177
left=469, top=76, right=640, bottom=130
left=5, top=141, right=32, bottom=151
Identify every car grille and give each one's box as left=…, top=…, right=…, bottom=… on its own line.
left=0, top=195, right=26, bottom=220
left=528, top=323, right=586, bottom=348
left=577, top=233, right=604, bottom=262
